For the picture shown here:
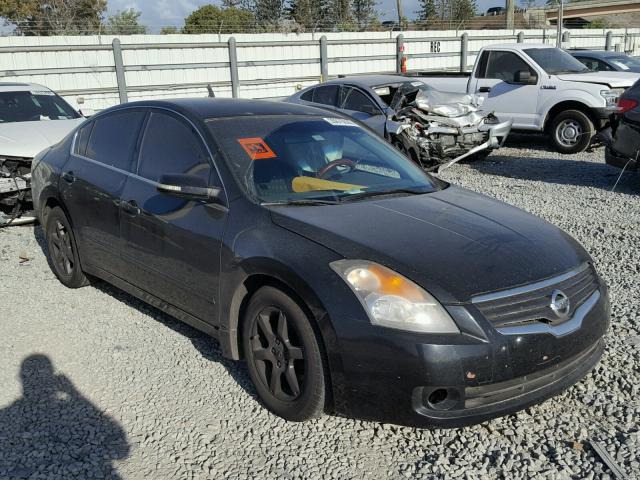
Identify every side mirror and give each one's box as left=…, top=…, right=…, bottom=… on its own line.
left=513, top=70, right=537, bottom=85
left=157, top=173, right=223, bottom=204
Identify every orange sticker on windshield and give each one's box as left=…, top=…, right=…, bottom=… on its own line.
left=237, top=137, right=276, bottom=160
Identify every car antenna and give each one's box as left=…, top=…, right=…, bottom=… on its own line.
left=207, top=84, right=215, bottom=98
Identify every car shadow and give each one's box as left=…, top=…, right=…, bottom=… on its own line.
left=0, top=354, right=129, bottom=479
left=473, top=149, right=639, bottom=194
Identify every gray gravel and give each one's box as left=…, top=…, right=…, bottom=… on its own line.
left=0, top=138, right=638, bottom=479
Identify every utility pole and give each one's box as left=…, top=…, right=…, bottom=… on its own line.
left=556, top=0, right=564, bottom=47
left=506, top=0, right=514, bottom=30
left=396, top=0, right=403, bottom=27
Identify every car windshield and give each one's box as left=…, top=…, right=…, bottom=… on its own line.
left=0, top=90, right=80, bottom=123
left=207, top=115, right=440, bottom=204
left=608, top=55, right=640, bottom=71
left=524, top=48, right=590, bottom=74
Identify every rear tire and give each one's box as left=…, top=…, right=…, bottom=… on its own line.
left=45, top=206, right=89, bottom=288
left=550, top=109, right=594, bottom=154
left=242, top=286, right=325, bottom=422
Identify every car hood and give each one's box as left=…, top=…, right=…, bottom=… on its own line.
left=269, top=186, right=590, bottom=303
left=0, top=118, right=84, bottom=158
left=556, top=71, right=640, bottom=88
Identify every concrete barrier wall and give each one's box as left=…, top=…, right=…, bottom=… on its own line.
left=1, top=28, right=637, bottom=111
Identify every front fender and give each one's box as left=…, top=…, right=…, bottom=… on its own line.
left=540, top=89, right=604, bottom=126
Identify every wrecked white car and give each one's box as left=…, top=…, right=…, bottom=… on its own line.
left=286, top=75, right=512, bottom=172
left=388, top=82, right=512, bottom=171
left=0, top=83, right=85, bottom=227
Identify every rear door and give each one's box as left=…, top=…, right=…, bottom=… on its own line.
left=470, top=50, right=541, bottom=129
left=118, top=109, right=227, bottom=324
left=339, top=86, right=387, bottom=136
left=59, top=109, right=145, bottom=276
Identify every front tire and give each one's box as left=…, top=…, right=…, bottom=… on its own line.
left=242, top=286, right=326, bottom=422
left=550, top=109, right=594, bottom=154
left=45, top=206, right=89, bottom=288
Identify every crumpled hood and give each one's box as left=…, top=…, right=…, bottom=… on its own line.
left=556, top=71, right=640, bottom=88
left=0, top=119, right=84, bottom=158
left=270, top=186, right=590, bottom=303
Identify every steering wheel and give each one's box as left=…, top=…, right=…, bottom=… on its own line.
left=317, top=159, right=356, bottom=179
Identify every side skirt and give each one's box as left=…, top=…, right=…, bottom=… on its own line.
left=85, top=264, right=219, bottom=339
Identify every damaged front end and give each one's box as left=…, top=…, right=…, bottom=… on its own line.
left=0, top=155, right=34, bottom=227
left=390, top=84, right=512, bottom=172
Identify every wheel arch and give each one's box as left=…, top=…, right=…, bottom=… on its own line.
left=543, top=100, right=598, bottom=133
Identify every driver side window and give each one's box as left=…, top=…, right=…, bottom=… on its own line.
left=485, top=51, right=534, bottom=83
left=340, top=87, right=379, bottom=114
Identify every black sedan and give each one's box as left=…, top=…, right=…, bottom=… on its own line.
left=31, top=99, right=610, bottom=427
left=605, top=79, right=640, bottom=172
left=569, top=49, right=640, bottom=74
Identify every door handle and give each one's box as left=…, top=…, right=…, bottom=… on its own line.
left=478, top=86, right=491, bottom=93
left=121, top=200, right=140, bottom=216
left=62, top=171, right=75, bottom=183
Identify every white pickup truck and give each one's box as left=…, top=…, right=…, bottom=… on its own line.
left=414, top=44, right=640, bottom=153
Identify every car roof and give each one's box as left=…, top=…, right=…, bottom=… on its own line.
left=485, top=43, right=552, bottom=51
left=99, top=98, right=344, bottom=120
left=569, top=50, right=628, bottom=59
left=0, top=82, right=50, bottom=93
left=322, top=74, right=415, bottom=88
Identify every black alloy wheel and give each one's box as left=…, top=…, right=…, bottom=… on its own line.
left=45, top=207, right=89, bottom=288
left=242, top=286, right=325, bottom=421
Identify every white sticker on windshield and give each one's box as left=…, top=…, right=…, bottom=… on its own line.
left=31, top=90, right=55, bottom=96
left=324, top=117, right=358, bottom=127
left=611, top=60, right=630, bottom=70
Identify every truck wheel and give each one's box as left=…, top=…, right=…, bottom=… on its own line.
left=550, top=110, right=594, bottom=154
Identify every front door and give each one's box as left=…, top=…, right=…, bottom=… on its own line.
left=470, top=50, right=541, bottom=129
left=339, top=86, right=387, bottom=137
left=59, top=109, right=145, bottom=276
left=118, top=110, right=227, bottom=324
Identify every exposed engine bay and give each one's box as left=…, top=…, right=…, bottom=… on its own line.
left=385, top=83, right=512, bottom=172
left=0, top=156, right=34, bottom=227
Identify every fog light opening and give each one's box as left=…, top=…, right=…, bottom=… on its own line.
left=426, top=387, right=460, bottom=411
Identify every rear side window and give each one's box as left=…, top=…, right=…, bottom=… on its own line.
left=300, top=89, right=314, bottom=101
left=74, top=122, right=93, bottom=157
left=86, top=111, right=145, bottom=171
left=485, top=51, right=533, bottom=82
left=137, top=112, right=211, bottom=183
left=312, top=85, right=339, bottom=106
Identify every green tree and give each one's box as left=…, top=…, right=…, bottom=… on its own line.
left=160, top=26, right=179, bottom=34
left=254, top=0, right=286, bottom=27
left=104, top=8, right=146, bottom=35
left=182, top=4, right=255, bottom=34
left=351, top=0, right=378, bottom=30
left=288, top=0, right=333, bottom=30
left=0, top=0, right=106, bottom=35
left=416, top=0, right=436, bottom=23
left=451, top=0, right=476, bottom=21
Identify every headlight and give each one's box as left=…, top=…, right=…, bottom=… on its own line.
left=601, top=88, right=625, bottom=109
left=330, top=260, right=459, bottom=334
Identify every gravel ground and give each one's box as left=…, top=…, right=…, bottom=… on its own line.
left=0, top=138, right=638, bottom=480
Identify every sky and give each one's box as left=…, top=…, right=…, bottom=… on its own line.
left=106, top=0, right=545, bottom=31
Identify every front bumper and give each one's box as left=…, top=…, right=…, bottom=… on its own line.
left=605, top=146, right=639, bottom=171
left=437, top=119, right=512, bottom=172
left=334, top=284, right=609, bottom=428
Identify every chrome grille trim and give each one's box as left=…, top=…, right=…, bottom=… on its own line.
left=471, top=263, right=600, bottom=330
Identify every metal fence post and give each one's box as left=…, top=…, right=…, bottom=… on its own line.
left=542, top=28, right=546, bottom=44
left=396, top=34, right=404, bottom=74
left=605, top=31, right=613, bottom=51
left=517, top=31, right=524, bottom=43
left=111, top=38, right=128, bottom=104
left=319, top=35, right=328, bottom=82
left=460, top=33, right=468, bottom=73
left=228, top=37, right=239, bottom=98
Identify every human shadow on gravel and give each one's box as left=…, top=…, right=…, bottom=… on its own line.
left=0, top=355, right=129, bottom=479
left=469, top=153, right=639, bottom=194
left=92, top=281, right=259, bottom=400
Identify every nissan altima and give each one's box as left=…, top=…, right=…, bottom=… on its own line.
left=31, top=99, right=610, bottom=427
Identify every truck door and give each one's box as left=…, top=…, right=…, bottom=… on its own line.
left=470, top=50, right=541, bottom=129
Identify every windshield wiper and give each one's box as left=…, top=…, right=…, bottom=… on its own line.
left=261, top=198, right=340, bottom=206
left=338, top=188, right=426, bottom=203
